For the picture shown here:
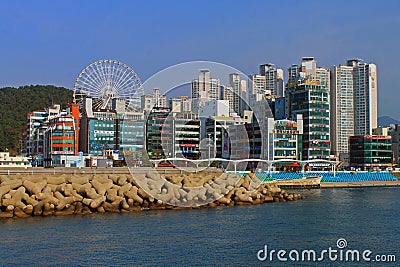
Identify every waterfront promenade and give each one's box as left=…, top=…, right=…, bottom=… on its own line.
left=0, top=167, right=198, bottom=175
left=1, top=167, right=399, bottom=188
left=321, top=180, right=400, bottom=188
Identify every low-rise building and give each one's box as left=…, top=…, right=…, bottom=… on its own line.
left=205, top=113, right=252, bottom=159
left=146, top=108, right=173, bottom=159
left=79, top=98, right=145, bottom=166
left=25, top=104, right=62, bottom=166
left=44, top=103, right=80, bottom=167
left=389, top=124, right=400, bottom=166
left=173, top=112, right=200, bottom=160
left=0, top=152, right=31, bottom=167
left=146, top=108, right=200, bottom=160
left=273, top=116, right=303, bottom=161
left=349, top=135, right=392, bottom=170
left=228, top=115, right=303, bottom=162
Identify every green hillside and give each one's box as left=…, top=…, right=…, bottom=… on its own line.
left=0, top=85, right=73, bottom=155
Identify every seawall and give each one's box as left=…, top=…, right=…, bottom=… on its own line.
left=0, top=172, right=302, bottom=218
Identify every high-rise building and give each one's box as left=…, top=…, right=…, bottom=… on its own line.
left=330, top=59, right=378, bottom=157
left=260, top=64, right=285, bottom=97
left=347, top=59, right=378, bottom=135
left=286, top=57, right=330, bottom=160
left=251, top=74, right=267, bottom=95
left=191, top=70, right=220, bottom=100
left=228, top=114, right=302, bottom=162
left=301, top=57, right=317, bottom=79
left=288, top=64, right=300, bottom=84
left=330, top=65, right=354, bottom=157
left=298, top=57, right=330, bottom=91
left=191, top=70, right=221, bottom=113
left=287, top=82, right=330, bottom=160
left=248, top=93, right=274, bottom=125
left=209, top=77, right=220, bottom=100
left=205, top=116, right=244, bottom=159
left=222, top=85, right=235, bottom=113
left=141, top=88, right=167, bottom=111
left=285, top=57, right=330, bottom=160
left=227, top=73, right=247, bottom=115
left=316, top=67, right=330, bottom=92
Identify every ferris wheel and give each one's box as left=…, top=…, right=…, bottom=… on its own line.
left=73, top=60, right=143, bottom=111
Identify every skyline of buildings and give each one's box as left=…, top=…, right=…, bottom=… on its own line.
left=15, top=55, right=397, bottom=170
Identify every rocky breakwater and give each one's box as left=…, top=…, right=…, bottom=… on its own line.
left=0, top=172, right=302, bottom=218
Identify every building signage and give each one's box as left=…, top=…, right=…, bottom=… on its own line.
left=274, top=130, right=299, bottom=134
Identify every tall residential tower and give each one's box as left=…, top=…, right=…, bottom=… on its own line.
left=330, top=59, right=378, bottom=157
left=330, top=65, right=354, bottom=157
left=347, top=59, right=378, bottom=135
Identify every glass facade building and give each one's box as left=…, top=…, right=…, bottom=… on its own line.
left=286, top=81, right=330, bottom=160
left=349, top=135, right=392, bottom=170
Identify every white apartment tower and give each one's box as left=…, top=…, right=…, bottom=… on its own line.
left=223, top=85, right=235, bottom=113
left=330, top=65, right=354, bottom=156
left=141, top=88, right=167, bottom=111
left=347, top=59, right=378, bottom=135
left=191, top=70, right=220, bottom=100
left=316, top=67, right=330, bottom=92
left=330, top=59, right=378, bottom=156
left=251, top=74, right=267, bottom=95
left=225, top=73, right=247, bottom=115
left=259, top=64, right=285, bottom=97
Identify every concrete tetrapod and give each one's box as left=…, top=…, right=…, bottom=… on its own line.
left=0, top=172, right=302, bottom=218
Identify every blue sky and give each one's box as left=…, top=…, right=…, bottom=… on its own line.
left=1, top=0, right=399, bottom=119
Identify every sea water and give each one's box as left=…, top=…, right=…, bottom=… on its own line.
left=0, top=188, right=398, bottom=266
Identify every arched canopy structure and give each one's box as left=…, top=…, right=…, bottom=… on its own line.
left=150, top=158, right=341, bottom=176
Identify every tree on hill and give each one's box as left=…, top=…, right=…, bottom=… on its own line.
left=0, top=85, right=73, bottom=155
